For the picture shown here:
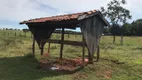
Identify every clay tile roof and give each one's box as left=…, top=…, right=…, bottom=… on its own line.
left=87, top=11, right=92, bottom=14
left=20, top=10, right=97, bottom=24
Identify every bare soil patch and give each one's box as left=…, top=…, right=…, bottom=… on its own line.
left=39, top=57, right=88, bottom=72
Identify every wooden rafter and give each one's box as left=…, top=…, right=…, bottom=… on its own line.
left=47, top=39, right=87, bottom=46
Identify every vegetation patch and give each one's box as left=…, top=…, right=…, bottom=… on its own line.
left=0, top=30, right=142, bottom=80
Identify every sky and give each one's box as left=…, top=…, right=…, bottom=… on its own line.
left=0, top=0, right=142, bottom=29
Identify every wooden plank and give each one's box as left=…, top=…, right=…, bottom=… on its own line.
left=48, top=42, right=51, bottom=53
left=32, top=37, right=35, bottom=57
left=47, top=39, right=87, bottom=46
left=40, top=38, right=44, bottom=55
left=113, top=36, right=115, bottom=43
left=60, top=28, right=64, bottom=60
left=41, top=47, right=44, bottom=55
left=120, top=34, right=123, bottom=45
left=53, top=32, right=82, bottom=35
left=96, top=45, right=100, bottom=62
left=82, top=36, right=85, bottom=67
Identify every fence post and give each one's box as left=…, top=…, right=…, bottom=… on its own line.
left=15, top=32, right=16, bottom=36
left=113, top=36, right=116, bottom=43
left=120, top=34, right=123, bottom=45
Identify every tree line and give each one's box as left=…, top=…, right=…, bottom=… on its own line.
left=103, top=19, right=142, bottom=36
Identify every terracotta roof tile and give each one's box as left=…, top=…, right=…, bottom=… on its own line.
left=87, top=11, right=92, bottom=14
left=20, top=10, right=97, bottom=24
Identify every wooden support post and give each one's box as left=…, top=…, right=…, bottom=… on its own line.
left=48, top=42, right=51, bottom=53
left=87, top=45, right=93, bottom=64
left=60, top=28, right=64, bottom=60
left=113, top=36, right=116, bottom=43
left=40, top=38, right=44, bottom=55
left=96, top=45, right=100, bottom=62
left=82, top=36, right=85, bottom=67
left=41, top=47, right=44, bottom=55
left=68, top=34, right=69, bottom=38
left=32, top=37, right=35, bottom=57
left=86, top=43, right=93, bottom=64
left=14, top=32, right=16, bottom=36
left=88, top=51, right=93, bottom=64
left=120, top=34, right=123, bottom=45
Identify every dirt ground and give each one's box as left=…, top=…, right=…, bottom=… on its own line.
left=39, top=57, right=88, bottom=71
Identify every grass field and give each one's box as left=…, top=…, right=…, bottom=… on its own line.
left=0, top=30, right=142, bottom=80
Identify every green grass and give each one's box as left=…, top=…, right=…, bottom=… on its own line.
left=0, top=30, right=142, bottom=80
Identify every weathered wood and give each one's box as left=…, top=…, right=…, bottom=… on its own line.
left=27, top=20, right=78, bottom=29
left=80, top=16, right=104, bottom=64
left=113, top=36, right=116, bottom=43
left=40, top=38, right=44, bottom=55
left=14, top=32, right=16, bottom=36
left=32, top=37, right=35, bottom=57
left=68, top=34, right=69, bottom=38
left=53, top=32, right=82, bottom=35
left=48, top=42, right=51, bottom=53
left=120, top=34, right=123, bottom=45
left=41, top=47, right=44, bottom=55
left=96, top=45, right=100, bottom=62
left=88, top=50, right=93, bottom=64
left=20, top=11, right=110, bottom=69
left=47, top=39, right=87, bottom=46
left=60, top=28, right=64, bottom=60
left=82, top=36, right=85, bottom=67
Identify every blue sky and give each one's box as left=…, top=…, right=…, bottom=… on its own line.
left=0, top=0, right=142, bottom=29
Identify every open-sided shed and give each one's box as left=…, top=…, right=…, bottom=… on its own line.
left=20, top=10, right=109, bottom=64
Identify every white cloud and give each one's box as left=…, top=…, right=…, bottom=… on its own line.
left=0, top=0, right=62, bottom=22
left=125, top=0, right=142, bottom=20
left=36, top=0, right=110, bottom=12
left=0, top=0, right=111, bottom=22
left=0, top=0, right=142, bottom=28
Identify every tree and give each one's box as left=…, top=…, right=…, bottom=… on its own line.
left=121, top=23, right=132, bottom=36
left=100, top=0, right=132, bottom=43
left=110, top=24, right=121, bottom=35
left=131, top=19, right=142, bottom=36
left=110, top=24, right=121, bottom=43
